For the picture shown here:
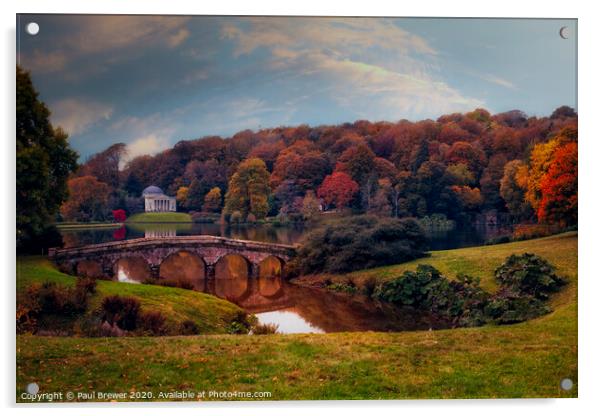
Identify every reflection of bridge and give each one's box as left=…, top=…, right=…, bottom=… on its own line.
left=49, top=236, right=297, bottom=279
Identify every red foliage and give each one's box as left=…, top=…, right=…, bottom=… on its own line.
left=113, top=225, right=126, bottom=240
left=537, top=142, right=577, bottom=225
left=112, top=209, right=127, bottom=222
left=317, top=172, right=359, bottom=209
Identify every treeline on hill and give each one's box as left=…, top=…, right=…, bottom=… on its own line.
left=66, top=106, right=577, bottom=228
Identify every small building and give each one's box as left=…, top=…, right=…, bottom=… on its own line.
left=142, top=185, right=176, bottom=212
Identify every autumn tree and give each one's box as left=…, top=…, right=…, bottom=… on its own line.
left=301, top=190, right=321, bottom=220
left=317, top=172, right=359, bottom=210
left=79, top=143, right=127, bottom=189
left=500, top=160, right=532, bottom=220
left=176, top=186, right=189, bottom=206
left=223, top=158, right=271, bottom=220
left=203, top=187, right=222, bottom=213
left=537, top=142, right=577, bottom=225
left=17, top=66, right=78, bottom=250
left=60, top=176, right=111, bottom=222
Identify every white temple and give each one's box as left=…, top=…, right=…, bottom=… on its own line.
left=142, top=185, right=176, bottom=212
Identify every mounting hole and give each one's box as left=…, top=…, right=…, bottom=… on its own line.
left=26, top=22, right=39, bottom=36
left=26, top=382, right=39, bottom=395
left=560, top=378, right=573, bottom=391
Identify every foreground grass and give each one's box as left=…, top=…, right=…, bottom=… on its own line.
left=126, top=212, right=193, bottom=223
left=16, top=233, right=577, bottom=401
left=17, top=257, right=242, bottom=334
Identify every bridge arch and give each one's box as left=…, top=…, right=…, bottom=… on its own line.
left=113, top=256, right=151, bottom=283
left=258, top=255, right=285, bottom=279
left=159, top=250, right=206, bottom=289
left=214, top=253, right=252, bottom=280
left=75, top=259, right=103, bottom=279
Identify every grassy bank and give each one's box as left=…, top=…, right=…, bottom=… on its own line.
left=55, top=222, right=122, bottom=230
left=126, top=212, right=193, bottom=223
left=17, top=257, right=242, bottom=334
left=16, top=233, right=577, bottom=400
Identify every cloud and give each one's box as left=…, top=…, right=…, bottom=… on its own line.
left=50, top=98, right=113, bottom=135
left=168, top=28, right=190, bottom=47
left=20, top=15, right=191, bottom=74
left=480, top=74, right=517, bottom=90
left=221, top=17, right=482, bottom=120
left=108, top=113, right=176, bottom=165
left=125, top=134, right=170, bottom=161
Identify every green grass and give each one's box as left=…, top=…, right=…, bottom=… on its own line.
left=16, top=232, right=577, bottom=401
left=17, top=257, right=242, bottom=334
left=126, top=212, right=192, bottom=223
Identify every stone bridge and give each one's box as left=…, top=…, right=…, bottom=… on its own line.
left=48, top=236, right=298, bottom=280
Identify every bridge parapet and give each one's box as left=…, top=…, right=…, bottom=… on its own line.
left=49, top=235, right=298, bottom=280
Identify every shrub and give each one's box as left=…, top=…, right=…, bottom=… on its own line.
left=29, top=282, right=86, bottom=316
left=327, top=282, right=358, bottom=294
left=252, top=322, right=279, bottom=335
left=372, top=265, right=488, bottom=324
left=136, top=311, right=167, bottom=335
left=179, top=319, right=200, bottom=335
left=494, top=253, right=566, bottom=300
left=227, top=310, right=254, bottom=334
left=293, top=215, right=427, bottom=274
left=101, top=295, right=140, bottom=331
left=76, top=276, right=97, bottom=295
left=484, top=288, right=550, bottom=324
left=16, top=303, right=38, bottom=334
left=362, top=276, right=379, bottom=297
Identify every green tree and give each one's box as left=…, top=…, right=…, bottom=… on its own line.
left=223, top=158, right=271, bottom=220
left=17, top=66, right=78, bottom=251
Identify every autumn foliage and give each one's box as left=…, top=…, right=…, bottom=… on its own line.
left=64, top=106, right=576, bottom=228
left=317, top=172, right=359, bottom=209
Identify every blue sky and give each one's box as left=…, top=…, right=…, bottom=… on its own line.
left=17, top=15, right=577, bottom=161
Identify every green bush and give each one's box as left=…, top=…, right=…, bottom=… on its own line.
left=292, top=215, right=427, bottom=274
left=373, top=265, right=489, bottom=326
left=373, top=259, right=563, bottom=327
left=484, top=288, right=550, bottom=324
left=494, top=253, right=566, bottom=300
left=227, top=310, right=254, bottom=334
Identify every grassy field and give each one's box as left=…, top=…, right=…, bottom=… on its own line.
left=126, top=212, right=193, bottom=223
left=17, top=257, right=242, bottom=334
left=16, top=232, right=577, bottom=401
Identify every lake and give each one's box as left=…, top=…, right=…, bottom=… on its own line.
left=58, top=221, right=515, bottom=334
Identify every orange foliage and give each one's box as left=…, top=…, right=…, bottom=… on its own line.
left=537, top=142, right=577, bottom=225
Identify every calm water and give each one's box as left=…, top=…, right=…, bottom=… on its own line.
left=59, top=221, right=514, bottom=334
left=60, top=221, right=514, bottom=250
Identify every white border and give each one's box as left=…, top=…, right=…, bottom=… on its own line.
left=2, top=1, right=600, bottom=415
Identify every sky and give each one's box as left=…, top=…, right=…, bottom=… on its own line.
left=17, top=15, right=577, bottom=161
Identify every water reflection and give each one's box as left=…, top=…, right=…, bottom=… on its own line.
left=59, top=221, right=525, bottom=252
